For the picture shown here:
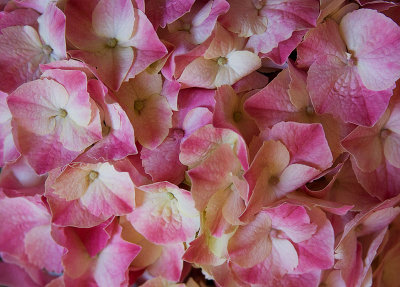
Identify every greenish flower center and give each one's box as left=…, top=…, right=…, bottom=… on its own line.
left=58, top=109, right=68, bottom=118
left=217, top=57, right=228, bottom=66
left=268, top=175, right=280, bottom=186
left=107, top=38, right=118, bottom=48
left=233, top=111, right=243, bottom=122
left=88, top=170, right=99, bottom=181
left=134, top=100, right=145, bottom=112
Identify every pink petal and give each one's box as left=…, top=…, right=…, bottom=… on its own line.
left=244, top=69, right=298, bottom=129
left=307, top=55, right=393, bottom=126
left=148, top=243, right=185, bottom=282
left=0, top=196, right=49, bottom=257
left=69, top=46, right=134, bottom=91
left=45, top=169, right=110, bottom=228
left=341, top=120, right=385, bottom=172
left=0, top=25, right=47, bottom=93
left=232, top=237, right=299, bottom=284
left=181, top=107, right=213, bottom=140
left=162, top=78, right=181, bottom=111
left=5, top=0, right=53, bottom=13
left=125, top=9, right=168, bottom=78
left=141, top=128, right=186, bottom=185
left=214, top=50, right=261, bottom=87
left=0, top=261, right=41, bottom=287
left=205, top=183, right=244, bottom=236
left=119, top=217, right=162, bottom=268
left=269, top=122, right=333, bottom=169
left=93, top=225, right=141, bottom=286
left=37, top=3, right=66, bottom=60
left=73, top=219, right=112, bottom=257
left=8, top=78, right=69, bottom=136
left=294, top=207, right=335, bottom=273
left=246, top=0, right=319, bottom=54
left=207, top=262, right=250, bottom=287
left=297, top=19, right=347, bottom=68
left=178, top=57, right=218, bottom=89
left=240, top=140, right=290, bottom=221
left=340, top=9, right=400, bottom=91
left=116, top=72, right=172, bottom=149
left=0, top=91, right=19, bottom=166
left=188, top=143, right=243, bottom=211
left=24, top=225, right=64, bottom=274
left=384, top=132, right=400, bottom=168
left=182, top=233, right=229, bottom=266
left=53, top=221, right=140, bottom=286
left=179, top=124, right=248, bottom=170
left=352, top=158, right=400, bottom=200
left=228, top=211, right=272, bottom=268
left=145, top=0, right=195, bottom=28
left=219, top=0, right=268, bottom=37
left=140, top=277, right=185, bottom=287
left=12, top=129, right=80, bottom=175
left=8, top=70, right=102, bottom=162
left=263, top=30, right=307, bottom=65
left=127, top=182, right=199, bottom=244
left=80, top=79, right=137, bottom=162
left=0, top=8, right=39, bottom=30
left=232, top=71, right=269, bottom=93
left=264, top=204, right=317, bottom=243
left=91, top=0, right=134, bottom=41
left=65, top=0, right=105, bottom=51
left=41, top=69, right=94, bottom=129
left=335, top=232, right=364, bottom=287
left=0, top=156, right=45, bottom=197
left=213, top=85, right=259, bottom=144
left=53, top=162, right=135, bottom=218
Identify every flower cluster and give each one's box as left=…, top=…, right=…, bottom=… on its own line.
left=0, top=0, right=400, bottom=286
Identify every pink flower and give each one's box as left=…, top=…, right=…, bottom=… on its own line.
left=220, top=0, right=319, bottom=58
left=120, top=217, right=185, bottom=282
left=0, top=3, right=66, bottom=93
left=77, top=79, right=138, bottom=163
left=0, top=196, right=64, bottom=285
left=127, top=181, right=199, bottom=245
left=0, top=91, right=19, bottom=166
left=229, top=203, right=334, bottom=286
left=52, top=219, right=141, bottom=287
left=298, top=9, right=400, bottom=126
left=245, top=61, right=354, bottom=159
left=7, top=69, right=102, bottom=174
left=178, top=25, right=261, bottom=89
left=65, top=0, right=167, bottom=91
left=145, top=0, right=195, bottom=29
left=115, top=71, right=173, bottom=149
left=49, top=161, right=135, bottom=224
left=241, top=122, right=333, bottom=221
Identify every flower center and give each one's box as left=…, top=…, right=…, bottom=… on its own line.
left=102, top=120, right=111, bottom=136
left=305, top=105, right=315, bottom=116
left=380, top=128, right=391, bottom=139
left=180, top=22, right=191, bottom=32
left=107, top=38, right=118, bottom=48
left=134, top=100, right=145, bottom=112
left=217, top=57, right=228, bottom=66
left=345, top=50, right=357, bottom=66
left=88, top=170, right=99, bottom=181
left=233, top=111, right=243, bottom=122
left=253, top=0, right=266, bottom=10
left=43, top=45, right=53, bottom=55
left=58, top=109, right=68, bottom=118
left=268, top=175, right=280, bottom=186
left=166, top=192, right=176, bottom=200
